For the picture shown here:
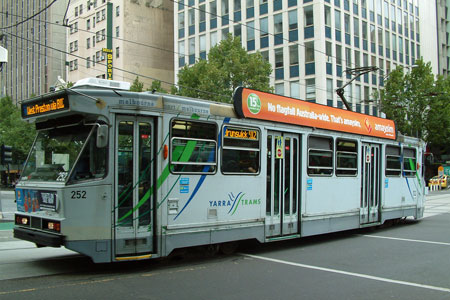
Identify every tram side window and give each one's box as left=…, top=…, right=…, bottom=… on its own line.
left=336, top=139, right=358, bottom=176
left=385, top=146, right=401, bottom=176
left=170, top=119, right=217, bottom=173
left=221, top=126, right=260, bottom=174
left=70, top=126, right=107, bottom=182
left=308, top=136, right=333, bottom=176
left=403, top=147, right=417, bottom=177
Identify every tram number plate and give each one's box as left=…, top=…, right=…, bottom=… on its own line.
left=71, top=190, right=87, bottom=199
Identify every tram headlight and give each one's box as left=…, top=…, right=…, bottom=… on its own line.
left=43, top=219, right=61, bottom=233
left=15, top=215, right=30, bottom=226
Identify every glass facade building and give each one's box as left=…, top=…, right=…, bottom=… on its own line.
left=174, top=0, right=436, bottom=115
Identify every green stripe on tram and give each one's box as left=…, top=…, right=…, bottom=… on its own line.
left=409, top=157, right=422, bottom=189
left=117, top=114, right=200, bottom=223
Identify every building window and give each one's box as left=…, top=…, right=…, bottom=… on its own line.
left=304, top=6, right=314, bottom=38
left=273, top=13, right=283, bottom=45
left=288, top=10, right=298, bottom=42
left=86, top=57, right=90, bottom=68
left=116, top=47, right=120, bottom=58
left=290, top=81, right=300, bottom=99
left=260, top=17, right=269, bottom=48
left=275, top=48, right=284, bottom=80
left=116, top=26, right=120, bottom=38
left=86, top=19, right=90, bottom=30
left=116, top=5, right=120, bottom=17
left=247, top=21, right=255, bottom=51
left=200, top=35, right=206, bottom=59
left=305, top=78, right=315, bottom=101
left=275, top=83, right=284, bottom=95
left=289, top=44, right=299, bottom=78
left=86, top=38, right=90, bottom=49
left=210, top=31, right=218, bottom=47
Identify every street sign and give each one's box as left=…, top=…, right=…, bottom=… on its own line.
left=438, top=165, right=444, bottom=176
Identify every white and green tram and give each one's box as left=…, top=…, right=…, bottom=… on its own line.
left=14, top=78, right=426, bottom=263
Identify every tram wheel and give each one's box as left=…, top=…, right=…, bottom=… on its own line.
left=220, top=241, right=238, bottom=255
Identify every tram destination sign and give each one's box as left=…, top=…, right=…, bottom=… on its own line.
left=22, top=95, right=70, bottom=119
left=233, top=87, right=396, bottom=140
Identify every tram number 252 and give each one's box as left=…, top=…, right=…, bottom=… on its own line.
left=71, top=190, right=87, bottom=199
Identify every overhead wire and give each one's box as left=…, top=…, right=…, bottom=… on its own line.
left=0, top=1, right=374, bottom=104
left=3, top=31, right=230, bottom=100
left=0, top=0, right=58, bottom=30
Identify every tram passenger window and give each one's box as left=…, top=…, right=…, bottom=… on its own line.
left=403, top=147, right=417, bottom=177
left=170, top=119, right=217, bottom=173
left=221, top=126, right=260, bottom=174
left=336, top=139, right=358, bottom=176
left=308, top=136, right=333, bottom=176
left=385, top=146, right=401, bottom=176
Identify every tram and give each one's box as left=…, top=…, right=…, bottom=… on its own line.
left=13, top=78, right=426, bottom=263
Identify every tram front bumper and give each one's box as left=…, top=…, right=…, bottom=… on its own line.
left=14, top=227, right=63, bottom=247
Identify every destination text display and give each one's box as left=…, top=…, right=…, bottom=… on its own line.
left=22, top=96, right=69, bottom=118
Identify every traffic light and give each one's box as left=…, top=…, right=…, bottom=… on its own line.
left=1, top=145, right=12, bottom=164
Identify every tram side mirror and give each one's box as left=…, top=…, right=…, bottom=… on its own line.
left=97, top=125, right=108, bottom=148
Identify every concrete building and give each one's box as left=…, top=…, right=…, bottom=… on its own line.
left=66, top=0, right=174, bottom=90
left=174, top=0, right=438, bottom=115
left=0, top=0, right=68, bottom=104
left=435, top=0, right=450, bottom=77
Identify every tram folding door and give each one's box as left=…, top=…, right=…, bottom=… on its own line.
left=360, top=143, right=381, bottom=224
left=114, top=116, right=154, bottom=257
left=265, top=132, right=300, bottom=238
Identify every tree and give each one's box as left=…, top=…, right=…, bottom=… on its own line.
left=176, top=34, right=273, bottom=103
left=147, top=80, right=167, bottom=93
left=130, top=76, right=144, bottom=92
left=376, top=59, right=450, bottom=156
left=0, top=96, right=36, bottom=163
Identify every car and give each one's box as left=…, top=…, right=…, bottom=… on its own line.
left=441, top=174, right=449, bottom=188
left=429, top=175, right=449, bottom=189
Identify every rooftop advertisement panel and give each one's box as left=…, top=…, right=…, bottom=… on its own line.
left=233, top=87, right=396, bottom=140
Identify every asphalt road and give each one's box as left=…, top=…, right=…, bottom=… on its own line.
left=0, top=190, right=449, bottom=300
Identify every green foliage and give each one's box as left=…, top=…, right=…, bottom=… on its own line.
left=176, top=34, right=273, bottom=103
left=66, top=81, right=74, bottom=88
left=147, top=80, right=167, bottom=93
left=0, top=96, right=36, bottom=163
left=377, top=59, right=450, bottom=154
left=130, top=76, right=144, bottom=92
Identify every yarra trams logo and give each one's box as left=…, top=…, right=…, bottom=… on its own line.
left=209, top=192, right=261, bottom=215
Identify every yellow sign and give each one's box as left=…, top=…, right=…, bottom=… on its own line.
left=224, top=128, right=259, bottom=140
left=275, top=136, right=284, bottom=159
left=102, top=48, right=113, bottom=80
left=438, top=165, right=444, bottom=176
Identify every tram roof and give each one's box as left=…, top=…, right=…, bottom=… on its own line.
left=20, top=78, right=400, bottom=141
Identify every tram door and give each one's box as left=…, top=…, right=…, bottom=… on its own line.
left=114, top=116, right=154, bottom=257
left=266, top=132, right=300, bottom=237
left=360, top=143, right=381, bottom=224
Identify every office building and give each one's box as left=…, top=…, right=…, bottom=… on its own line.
left=66, top=0, right=174, bottom=89
left=0, top=0, right=68, bottom=104
left=174, top=0, right=439, bottom=115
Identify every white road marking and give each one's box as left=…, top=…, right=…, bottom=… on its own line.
left=360, top=235, right=450, bottom=246
left=242, top=253, right=450, bottom=293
